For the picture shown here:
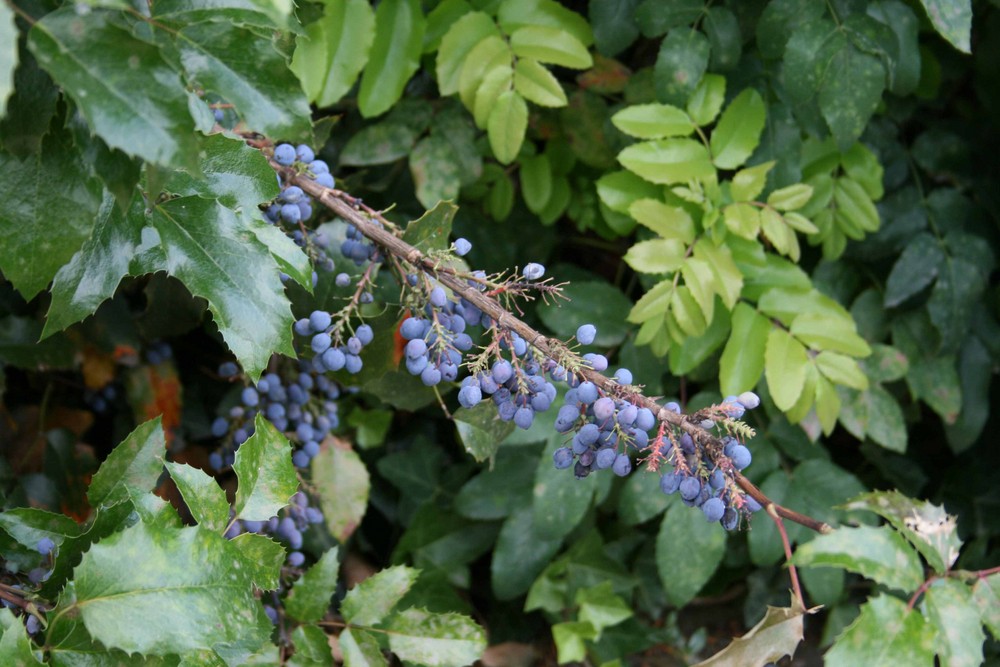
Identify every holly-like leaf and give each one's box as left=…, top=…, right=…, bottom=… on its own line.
left=87, top=417, right=166, bottom=509
left=917, top=0, right=972, bottom=53
left=923, top=579, right=984, bottom=667
left=358, top=0, right=425, bottom=118
left=340, top=628, right=386, bottom=667
left=28, top=9, right=199, bottom=171
left=230, top=533, right=285, bottom=591
left=454, top=402, right=515, bottom=462
left=292, top=0, right=375, bottom=108
left=341, top=566, right=419, bottom=626
left=285, top=547, right=341, bottom=624
left=692, top=598, right=809, bottom=667
left=656, top=503, right=725, bottom=607
left=491, top=506, right=563, bottom=600
left=58, top=521, right=270, bottom=656
left=385, top=608, right=486, bottom=667
left=710, top=88, right=765, bottom=169
left=824, top=595, right=937, bottom=666
left=164, top=133, right=279, bottom=211
left=401, top=199, right=457, bottom=252
left=289, top=625, right=334, bottom=667
left=790, top=525, right=924, bottom=592
left=972, top=573, right=1000, bottom=640
left=575, top=581, right=632, bottom=634
left=0, top=608, right=42, bottom=665
left=312, top=442, right=370, bottom=542
left=487, top=90, right=527, bottom=164
left=233, top=414, right=298, bottom=521
left=164, top=462, right=230, bottom=533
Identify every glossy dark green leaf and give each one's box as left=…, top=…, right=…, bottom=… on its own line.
left=589, top=0, right=640, bottom=57
left=285, top=547, right=341, bottom=624
left=756, top=0, right=825, bottom=59
left=164, top=462, right=229, bottom=533
left=358, top=0, right=425, bottom=118
left=292, top=0, right=375, bottom=107
left=656, top=503, right=725, bottom=607
left=944, top=336, right=991, bottom=453
left=704, top=7, right=740, bottom=71
left=410, top=135, right=462, bottom=209
left=491, top=505, right=563, bottom=600
left=906, top=354, right=961, bottom=424
left=0, top=127, right=102, bottom=300
left=312, top=443, right=370, bottom=542
left=233, top=414, right=298, bottom=521
left=340, top=122, right=417, bottom=166
left=669, top=297, right=729, bottom=374
left=618, top=470, right=671, bottom=526
left=87, top=417, right=166, bottom=509
left=164, top=133, right=279, bottom=212
left=972, top=573, right=1000, bottom=640
left=29, top=9, right=199, bottom=171
left=153, top=0, right=296, bottom=30
left=653, top=30, right=710, bottom=105
left=927, top=256, right=985, bottom=351
left=454, top=450, right=535, bottom=520
left=0, top=45, right=59, bottom=158
left=0, top=316, right=74, bottom=369
left=791, top=525, right=924, bottom=592
left=560, top=90, right=617, bottom=168
left=884, top=234, right=943, bottom=308
left=533, top=437, right=597, bottom=540
left=868, top=1, right=921, bottom=96
left=341, top=565, right=418, bottom=625
left=537, top=280, right=632, bottom=346
left=402, top=199, right=457, bottom=252
left=454, top=402, right=515, bottom=462
left=841, top=385, right=907, bottom=453
left=824, top=595, right=937, bottom=666
left=634, top=0, right=702, bottom=38
left=917, top=0, right=971, bottom=53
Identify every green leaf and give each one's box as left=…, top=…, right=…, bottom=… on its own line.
left=618, top=470, right=670, bottom=526
left=340, top=122, right=417, bottom=166
left=410, top=135, right=462, bottom=208
left=925, top=579, right=984, bottom=667
left=423, top=0, right=471, bottom=53
left=457, top=36, right=510, bottom=110
left=164, top=133, right=279, bottom=211
left=28, top=9, right=199, bottom=171
left=757, top=287, right=851, bottom=327
left=719, top=303, right=770, bottom=396
left=473, top=64, right=513, bottom=127
left=624, top=238, right=686, bottom=274
left=791, top=525, right=924, bottom=592
left=230, top=533, right=285, bottom=591
left=386, top=608, right=486, bottom=667
left=311, top=443, right=370, bottom=542
left=454, top=402, right=516, bottom=462
left=233, top=414, right=298, bottom=521
left=694, top=239, right=742, bottom=309
left=455, top=448, right=533, bottom=513
left=789, top=312, right=871, bottom=357
left=436, top=11, right=499, bottom=95
left=520, top=154, right=553, bottom=213
left=815, top=351, right=868, bottom=390
left=285, top=547, right=341, bottom=623
left=825, top=595, right=937, bottom=666
left=767, top=183, right=813, bottom=211
left=861, top=385, right=907, bottom=452
left=723, top=203, right=760, bottom=239
left=730, top=161, right=774, bottom=202
left=164, top=462, right=230, bottom=533
left=617, top=138, right=714, bottom=184
left=972, top=574, right=1000, bottom=640
left=487, top=90, right=527, bottom=164
left=595, top=170, right=661, bottom=214
left=0, top=508, right=80, bottom=553
left=0, top=608, right=43, bottom=665
left=0, top=4, right=15, bottom=119
left=0, top=127, right=102, bottom=300
left=710, top=88, right=765, bottom=169
left=402, top=199, right=457, bottom=252
left=62, top=521, right=269, bottom=656
left=576, top=581, right=632, bottom=634
left=552, top=621, right=597, bottom=663
left=152, top=0, right=295, bottom=30
left=917, top=0, right=971, bottom=53
left=907, top=354, right=962, bottom=424
left=248, top=212, right=313, bottom=291
left=656, top=503, right=726, bottom=607
left=291, top=0, right=375, bottom=107
left=513, top=58, right=566, bottom=107
left=704, top=6, right=741, bottom=71
left=341, top=628, right=387, bottom=667
left=510, top=26, right=592, bottom=69
left=358, top=0, right=425, bottom=118
left=860, top=344, right=909, bottom=383
left=869, top=0, right=921, bottom=96
left=177, top=23, right=311, bottom=142
left=533, top=437, right=596, bottom=540
left=611, top=103, right=694, bottom=139
left=628, top=199, right=695, bottom=242
left=289, top=625, right=334, bottom=667
left=840, top=490, right=960, bottom=574
left=497, top=0, right=594, bottom=47
left=765, top=327, right=809, bottom=411
left=537, top=280, right=633, bottom=347
left=653, top=29, right=710, bottom=105
left=589, top=0, right=640, bottom=57
left=927, top=255, right=986, bottom=351
left=341, top=565, right=419, bottom=626
left=88, top=417, right=166, bottom=509
left=686, top=73, right=726, bottom=126
left=691, top=600, right=807, bottom=667
left=491, top=505, right=562, bottom=600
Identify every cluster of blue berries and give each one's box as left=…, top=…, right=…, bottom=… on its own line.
left=0, top=538, right=57, bottom=634
left=657, top=392, right=762, bottom=529
left=293, top=310, right=374, bottom=376
left=399, top=284, right=486, bottom=387
left=459, top=354, right=559, bottom=430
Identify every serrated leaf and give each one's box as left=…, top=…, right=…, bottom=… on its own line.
left=410, top=135, right=462, bottom=208
left=710, top=88, right=765, bottom=169
left=972, top=574, right=1000, bottom=640
left=177, top=23, right=311, bottom=141
left=723, top=203, right=760, bottom=239
left=653, top=29, right=709, bottom=105
left=487, top=90, right=527, bottom=164
left=233, top=414, right=298, bottom=521
left=248, top=213, right=313, bottom=291
left=358, top=0, right=425, bottom=118
left=924, top=579, right=984, bottom=667
left=510, top=26, right=592, bottom=70
left=285, top=547, right=341, bottom=624
left=918, top=0, right=971, bottom=53
left=575, top=581, right=632, bottom=634
left=0, top=4, right=16, bottom=119
left=341, top=566, right=419, bottom=626
left=292, top=0, right=375, bottom=107
left=791, top=525, right=924, bottom=592
left=454, top=402, right=515, bottom=462
left=341, top=628, right=387, bottom=667
left=719, top=303, right=770, bottom=396
left=164, top=133, right=279, bottom=211
left=552, top=621, right=596, bottom=663
left=840, top=491, right=960, bottom=573
left=617, top=138, right=714, bottom=184
left=401, top=199, right=457, bottom=252
left=686, top=73, right=725, bottom=126
left=164, top=462, right=230, bottom=533
left=692, top=599, right=807, bottom=667
left=63, top=521, right=270, bottom=656
left=289, top=625, right=334, bottom=667
left=436, top=11, right=499, bottom=95
left=790, top=313, right=871, bottom=357
left=628, top=198, right=695, bottom=242
left=386, top=608, right=486, bottom=667
left=694, top=239, right=742, bottom=309
left=765, top=328, right=809, bottom=411
left=230, top=533, right=285, bottom=591
left=624, top=238, right=686, bottom=274
left=513, top=58, right=566, bottom=107
left=825, top=594, right=937, bottom=666
left=312, top=443, right=370, bottom=542
left=0, top=507, right=80, bottom=553
left=681, top=258, right=715, bottom=323
left=656, top=504, right=725, bottom=606
left=0, top=608, right=43, bottom=665
left=815, top=351, right=869, bottom=390
left=87, top=417, right=166, bottom=508
left=29, top=9, right=199, bottom=170
left=611, top=103, right=694, bottom=139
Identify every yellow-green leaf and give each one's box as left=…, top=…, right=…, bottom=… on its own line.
left=693, top=238, right=742, bottom=309
left=617, top=138, right=715, bottom=184
left=458, top=35, right=510, bottom=109
left=815, top=351, right=869, bottom=390
left=473, top=64, right=513, bottom=128
left=686, top=73, right=726, bottom=126
left=834, top=177, right=879, bottom=232
left=630, top=279, right=675, bottom=323
left=671, top=285, right=707, bottom=336
left=513, top=58, right=566, bottom=107
left=768, top=183, right=813, bottom=211
left=624, top=238, right=687, bottom=274
left=291, top=0, right=375, bottom=107
left=510, top=26, right=593, bottom=69
left=436, top=11, right=498, bottom=95
left=611, top=103, right=694, bottom=139
left=710, top=88, right=766, bottom=169
left=765, top=327, right=809, bottom=411
left=628, top=198, right=695, bottom=242
left=720, top=303, right=769, bottom=395
left=487, top=90, right=527, bottom=164
left=730, top=161, right=774, bottom=201
left=724, top=202, right=760, bottom=239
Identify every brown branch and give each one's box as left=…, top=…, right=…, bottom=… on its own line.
left=768, top=504, right=804, bottom=609
left=285, top=167, right=832, bottom=534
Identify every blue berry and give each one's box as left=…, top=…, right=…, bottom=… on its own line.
left=576, top=324, right=596, bottom=345
left=274, top=143, right=296, bottom=166
left=241, top=387, right=259, bottom=407
left=453, top=238, right=472, bottom=256
left=730, top=444, right=752, bottom=470
left=315, top=173, right=335, bottom=189
left=356, top=324, right=374, bottom=346
left=458, top=384, right=482, bottom=408
left=295, top=144, right=315, bottom=163
left=311, top=333, right=332, bottom=354
left=522, top=262, right=545, bottom=280
left=553, top=447, right=574, bottom=469
left=595, top=447, right=617, bottom=469
left=679, top=477, right=701, bottom=501
left=36, top=537, right=55, bottom=556
left=611, top=453, right=632, bottom=476
left=737, top=391, right=761, bottom=410
left=309, top=310, right=332, bottom=333
left=702, top=497, right=726, bottom=522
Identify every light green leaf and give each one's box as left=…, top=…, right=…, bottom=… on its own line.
left=87, top=417, right=166, bottom=509
left=177, top=23, right=311, bottom=141
left=710, top=88, right=765, bottom=169
left=825, top=595, right=937, bottom=666
left=630, top=279, right=674, bottom=323
left=311, top=443, right=370, bottom=542
left=972, top=574, right=1000, bottom=640
left=0, top=608, right=42, bottom=665
left=230, top=533, right=285, bottom=591
left=340, top=122, right=417, bottom=166
left=164, top=462, right=229, bottom=533
left=681, top=258, right=716, bottom=323
left=767, top=183, right=813, bottom=211
left=730, top=161, right=774, bottom=201
left=61, top=521, right=270, bottom=656
left=624, top=238, right=687, bottom=274
left=358, top=0, right=425, bottom=117
left=292, top=0, right=375, bottom=107
left=628, top=198, right=695, bottom=242
left=654, top=29, right=709, bottom=105
left=552, top=621, right=596, bottom=663
left=693, top=239, right=742, bottom=308
left=289, top=625, right=334, bottom=667
left=423, top=0, right=471, bottom=53
left=341, top=566, right=419, bottom=626
left=656, top=503, right=726, bottom=606
left=233, top=414, right=298, bottom=521
left=285, top=547, right=341, bottom=624
left=760, top=207, right=799, bottom=261
left=617, top=138, right=715, bottom=184
left=497, top=0, right=594, bottom=47
left=686, top=73, right=726, bottom=126
left=513, top=58, right=566, bottom=107
left=723, top=203, right=760, bottom=239
left=487, top=90, right=527, bottom=164
left=815, top=351, right=869, bottom=390
left=917, top=0, right=971, bottom=53
left=791, top=525, right=924, bottom=592
left=720, top=303, right=769, bottom=396
left=436, top=11, right=499, bottom=95
left=758, top=287, right=851, bottom=327
left=835, top=177, right=880, bottom=233
left=611, top=103, right=694, bottom=139
left=510, top=26, right=592, bottom=69
left=386, top=609, right=486, bottom=667
left=341, top=628, right=387, bottom=667
left=457, top=36, right=510, bottom=110
left=595, top=170, right=661, bottom=214
left=473, top=64, right=514, bottom=128
left=924, top=579, right=984, bottom=667
left=248, top=212, right=313, bottom=291
left=790, top=312, right=871, bottom=357
left=28, top=9, right=199, bottom=170
left=0, top=4, right=16, bottom=119
left=576, top=582, right=632, bottom=634
left=814, top=374, right=840, bottom=435
left=765, top=327, right=809, bottom=411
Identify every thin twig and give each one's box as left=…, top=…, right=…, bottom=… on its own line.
left=768, top=504, right=804, bottom=609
